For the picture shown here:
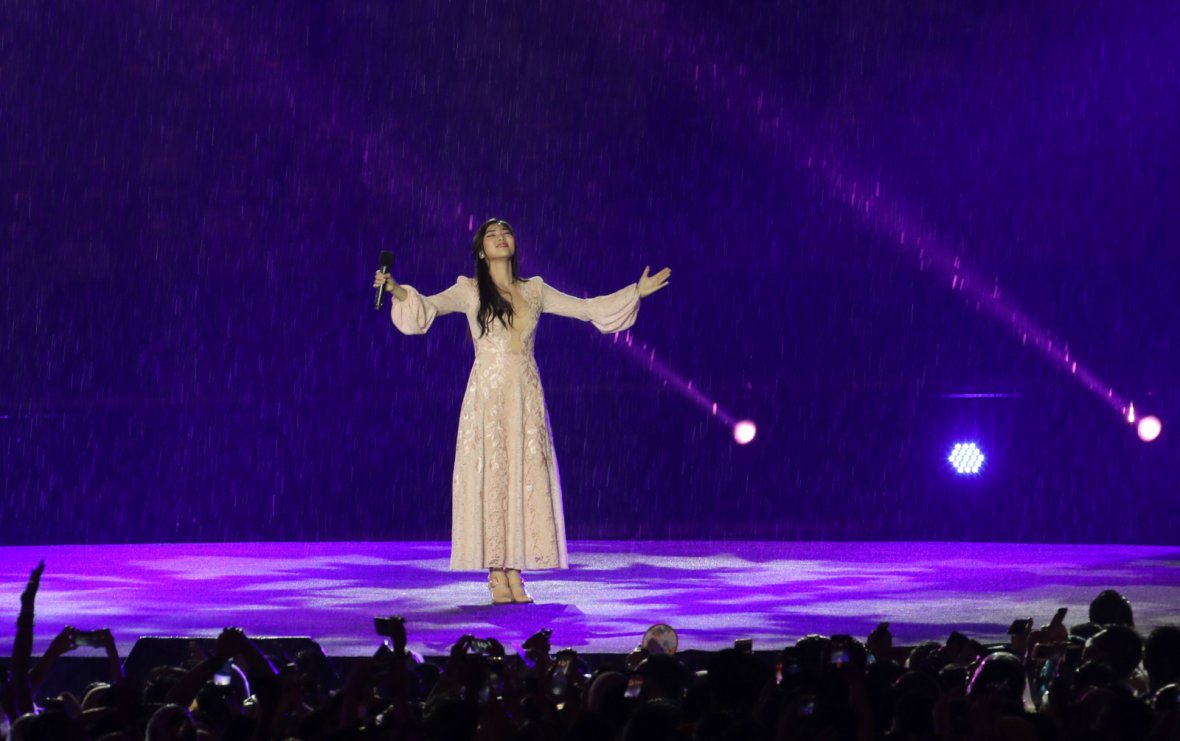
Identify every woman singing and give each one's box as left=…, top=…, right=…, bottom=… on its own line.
left=373, top=219, right=670, bottom=604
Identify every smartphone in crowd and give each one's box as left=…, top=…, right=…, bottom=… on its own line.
left=550, top=670, right=569, bottom=697
left=549, top=649, right=578, bottom=698
left=829, top=635, right=852, bottom=666
left=779, top=646, right=801, bottom=683
left=466, top=638, right=494, bottom=655
left=734, top=638, right=753, bottom=654
left=480, top=662, right=505, bottom=702
left=624, top=673, right=644, bottom=699
left=74, top=630, right=106, bottom=648
left=555, top=648, right=577, bottom=671
left=1032, top=642, right=1082, bottom=661
left=373, top=616, right=405, bottom=636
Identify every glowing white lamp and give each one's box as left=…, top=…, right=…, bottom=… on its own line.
left=948, top=442, right=985, bottom=475
left=1138, top=416, right=1162, bottom=443
left=733, top=420, right=757, bottom=445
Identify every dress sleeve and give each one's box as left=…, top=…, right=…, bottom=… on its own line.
left=390, top=277, right=472, bottom=335
left=539, top=277, right=640, bottom=334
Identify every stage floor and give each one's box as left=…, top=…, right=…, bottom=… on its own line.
left=2, top=541, right=1178, bottom=657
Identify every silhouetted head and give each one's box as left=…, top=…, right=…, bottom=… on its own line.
left=1153, top=683, right=1180, bottom=713
left=9, top=711, right=85, bottom=741
left=636, top=653, right=690, bottom=702
left=706, top=648, right=771, bottom=709
left=892, top=671, right=940, bottom=736
left=144, top=704, right=196, bottom=741
left=1072, top=660, right=1121, bottom=696
left=794, top=634, right=832, bottom=675
left=1089, top=589, right=1134, bottom=627
left=620, top=698, right=682, bottom=741
left=1085, top=625, right=1144, bottom=680
left=422, top=693, right=479, bottom=741
left=905, top=640, right=946, bottom=673
left=1067, top=685, right=1151, bottom=741
left=966, top=652, right=1026, bottom=705
left=1070, top=621, right=1104, bottom=640
left=1145, top=626, right=1180, bottom=691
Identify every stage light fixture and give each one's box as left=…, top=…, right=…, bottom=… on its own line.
left=733, top=420, right=757, bottom=445
left=1137, top=416, right=1162, bottom=443
left=948, top=442, right=985, bottom=475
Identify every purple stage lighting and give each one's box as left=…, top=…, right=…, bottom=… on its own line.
left=948, top=442, right=985, bottom=475
left=733, top=420, right=757, bottom=445
left=1137, top=416, right=1162, bottom=443
left=605, top=18, right=1143, bottom=431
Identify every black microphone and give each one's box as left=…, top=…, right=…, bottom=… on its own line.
left=375, top=250, right=394, bottom=310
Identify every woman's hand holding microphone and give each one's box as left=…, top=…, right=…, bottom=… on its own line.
left=373, top=270, right=407, bottom=302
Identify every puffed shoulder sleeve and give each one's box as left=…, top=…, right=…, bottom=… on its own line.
left=539, top=277, right=640, bottom=334
left=391, top=276, right=473, bottom=335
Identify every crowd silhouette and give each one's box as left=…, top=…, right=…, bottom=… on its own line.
left=3, top=562, right=1179, bottom=740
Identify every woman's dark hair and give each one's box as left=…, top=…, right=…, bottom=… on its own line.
left=472, top=218, right=520, bottom=337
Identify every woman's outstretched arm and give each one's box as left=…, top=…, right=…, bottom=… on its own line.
left=539, top=267, right=670, bottom=334
left=376, top=274, right=473, bottom=335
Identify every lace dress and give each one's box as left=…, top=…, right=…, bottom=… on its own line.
left=391, top=276, right=640, bottom=570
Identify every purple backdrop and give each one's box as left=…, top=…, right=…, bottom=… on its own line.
left=2, top=1, right=1177, bottom=544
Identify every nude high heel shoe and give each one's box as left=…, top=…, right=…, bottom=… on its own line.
left=505, top=569, right=534, bottom=604
left=488, top=568, right=514, bottom=605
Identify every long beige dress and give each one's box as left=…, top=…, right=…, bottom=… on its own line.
left=391, top=276, right=640, bottom=571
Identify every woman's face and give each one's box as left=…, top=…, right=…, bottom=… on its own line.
left=482, top=223, right=515, bottom=262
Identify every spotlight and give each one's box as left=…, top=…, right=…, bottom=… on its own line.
left=1137, top=416, right=1162, bottom=443
left=948, top=442, right=985, bottom=475
left=733, top=420, right=757, bottom=445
